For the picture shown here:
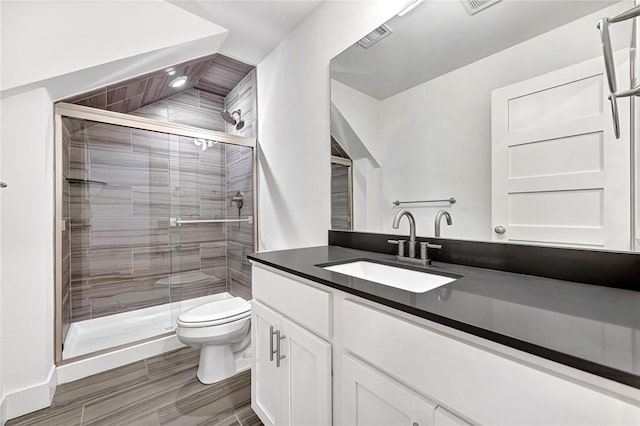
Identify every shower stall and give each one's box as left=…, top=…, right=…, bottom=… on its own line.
left=54, top=103, right=256, bottom=364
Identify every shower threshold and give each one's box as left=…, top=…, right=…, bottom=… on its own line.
left=63, top=293, right=232, bottom=360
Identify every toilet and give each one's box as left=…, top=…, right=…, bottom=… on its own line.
left=176, top=296, right=251, bottom=384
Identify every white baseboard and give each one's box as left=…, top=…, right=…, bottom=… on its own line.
left=57, top=334, right=184, bottom=384
left=3, top=366, right=56, bottom=422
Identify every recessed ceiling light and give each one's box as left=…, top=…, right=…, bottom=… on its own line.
left=169, top=76, right=187, bottom=88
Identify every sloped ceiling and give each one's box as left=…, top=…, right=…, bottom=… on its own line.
left=62, top=54, right=254, bottom=115
left=0, top=1, right=227, bottom=92
left=167, top=0, right=325, bottom=65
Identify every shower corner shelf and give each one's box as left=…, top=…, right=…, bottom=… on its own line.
left=65, top=178, right=108, bottom=187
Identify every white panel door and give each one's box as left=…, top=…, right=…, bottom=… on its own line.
left=341, top=354, right=436, bottom=426
left=252, top=301, right=282, bottom=426
left=280, top=317, right=332, bottom=426
left=492, top=54, right=630, bottom=249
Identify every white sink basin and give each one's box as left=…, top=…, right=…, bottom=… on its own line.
left=323, top=260, right=457, bottom=293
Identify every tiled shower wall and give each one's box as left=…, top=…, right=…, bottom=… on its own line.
left=130, top=88, right=227, bottom=131
left=65, top=118, right=228, bottom=322
left=224, top=69, right=257, bottom=300
left=61, top=74, right=256, bottom=328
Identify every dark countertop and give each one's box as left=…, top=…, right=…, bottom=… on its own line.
left=248, top=245, right=640, bottom=389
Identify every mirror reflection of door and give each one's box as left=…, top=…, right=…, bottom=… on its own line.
left=331, top=136, right=353, bottom=230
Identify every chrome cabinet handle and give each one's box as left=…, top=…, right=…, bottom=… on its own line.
left=494, top=225, right=506, bottom=234
left=276, top=330, right=286, bottom=368
left=269, top=325, right=277, bottom=362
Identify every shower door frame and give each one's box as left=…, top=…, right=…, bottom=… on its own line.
left=53, top=102, right=258, bottom=366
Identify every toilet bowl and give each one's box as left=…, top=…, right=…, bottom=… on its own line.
left=176, top=296, right=251, bottom=384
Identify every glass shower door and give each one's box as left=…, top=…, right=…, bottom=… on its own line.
left=168, top=135, right=230, bottom=326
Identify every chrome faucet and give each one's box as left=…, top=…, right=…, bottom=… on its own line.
left=389, top=209, right=442, bottom=266
left=434, top=210, right=452, bottom=237
left=392, top=209, right=417, bottom=257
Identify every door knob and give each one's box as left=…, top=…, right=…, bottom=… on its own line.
left=0, top=182, right=7, bottom=188
left=494, top=225, right=506, bottom=234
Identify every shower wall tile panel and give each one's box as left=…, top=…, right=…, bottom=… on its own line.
left=225, top=143, right=254, bottom=299
left=167, top=101, right=224, bottom=131
left=130, top=102, right=168, bottom=122
left=201, top=242, right=227, bottom=270
left=224, top=70, right=256, bottom=139
left=85, top=123, right=132, bottom=153
left=90, top=150, right=169, bottom=187
left=130, top=89, right=226, bottom=133
left=196, top=55, right=254, bottom=96
left=88, top=185, right=133, bottom=218
left=132, top=128, right=170, bottom=159
left=107, top=79, right=147, bottom=105
left=199, top=91, right=225, bottom=111
left=169, top=223, right=226, bottom=245
left=90, top=217, right=170, bottom=249
left=132, top=187, right=170, bottom=217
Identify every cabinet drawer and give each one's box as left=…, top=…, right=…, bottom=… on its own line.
left=342, top=299, right=640, bottom=425
left=252, top=264, right=332, bottom=339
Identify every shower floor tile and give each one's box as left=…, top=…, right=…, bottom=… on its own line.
left=6, top=347, right=261, bottom=426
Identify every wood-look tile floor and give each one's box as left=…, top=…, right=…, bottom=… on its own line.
left=7, top=347, right=262, bottom=426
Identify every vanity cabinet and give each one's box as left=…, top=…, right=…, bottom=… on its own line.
left=251, top=267, right=332, bottom=426
left=251, top=263, right=640, bottom=426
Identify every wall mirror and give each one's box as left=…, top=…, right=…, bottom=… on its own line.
left=329, top=0, right=640, bottom=252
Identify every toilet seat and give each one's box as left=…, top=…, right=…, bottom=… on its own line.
left=177, top=297, right=251, bottom=328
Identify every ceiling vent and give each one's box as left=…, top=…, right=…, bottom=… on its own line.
left=358, top=24, right=393, bottom=49
left=460, top=0, right=503, bottom=15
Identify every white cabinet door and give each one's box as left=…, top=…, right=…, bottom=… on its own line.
left=342, top=354, right=436, bottom=426
left=252, top=301, right=282, bottom=426
left=252, top=300, right=333, bottom=426
left=434, top=407, right=471, bottom=426
left=280, top=318, right=332, bottom=426
left=492, top=54, right=630, bottom=250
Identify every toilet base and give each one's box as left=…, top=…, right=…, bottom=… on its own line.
left=197, top=344, right=239, bottom=384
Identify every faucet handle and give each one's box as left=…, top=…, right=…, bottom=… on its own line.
left=419, top=241, right=442, bottom=261
left=388, top=239, right=406, bottom=256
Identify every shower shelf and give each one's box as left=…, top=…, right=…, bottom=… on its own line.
left=66, top=178, right=108, bottom=186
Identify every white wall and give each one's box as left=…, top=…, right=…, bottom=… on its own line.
left=257, top=0, right=413, bottom=250
left=357, top=1, right=633, bottom=241
left=0, top=88, right=57, bottom=421
left=0, top=2, right=233, bottom=422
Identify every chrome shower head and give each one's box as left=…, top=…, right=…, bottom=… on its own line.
left=221, top=109, right=244, bottom=130
left=221, top=110, right=237, bottom=125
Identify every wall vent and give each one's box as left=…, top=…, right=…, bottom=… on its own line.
left=460, top=0, right=503, bottom=15
left=358, top=24, right=393, bottom=49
